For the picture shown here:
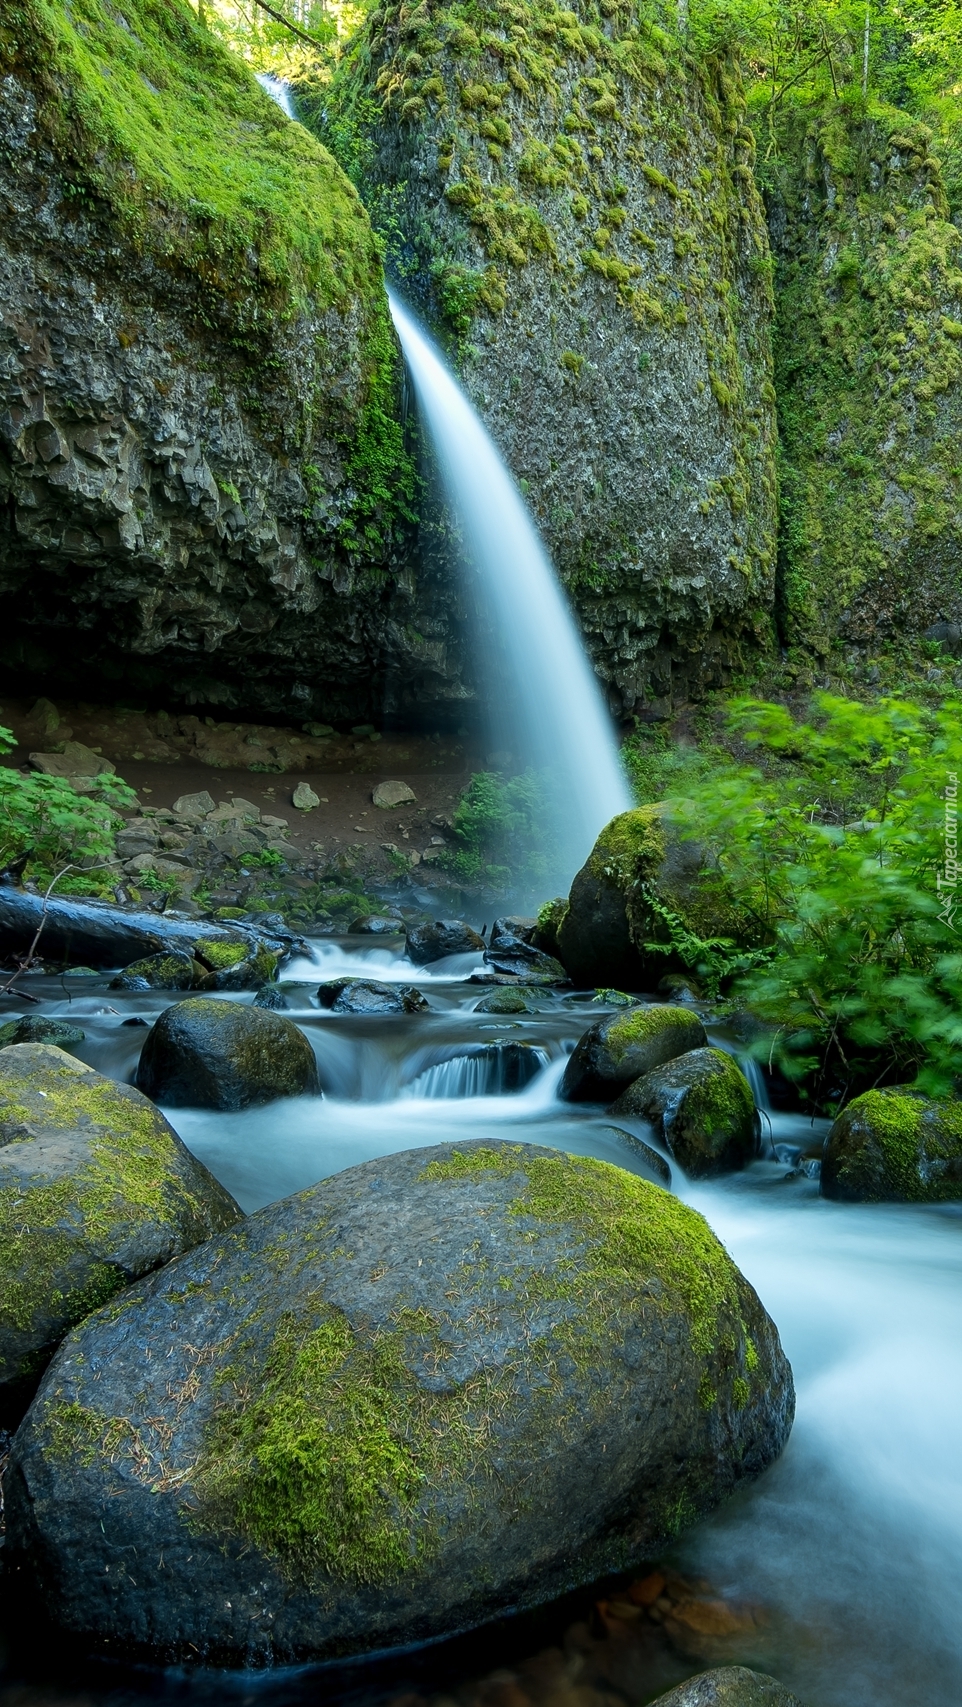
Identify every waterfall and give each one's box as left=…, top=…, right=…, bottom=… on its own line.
left=256, top=72, right=296, bottom=120
left=255, top=72, right=631, bottom=884
left=389, top=294, right=631, bottom=883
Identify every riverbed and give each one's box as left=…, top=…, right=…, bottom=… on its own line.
left=2, top=938, right=961, bottom=1707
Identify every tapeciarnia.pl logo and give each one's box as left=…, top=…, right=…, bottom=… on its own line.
left=937, top=771, right=959, bottom=931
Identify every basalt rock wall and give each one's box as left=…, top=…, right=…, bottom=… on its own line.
left=0, top=0, right=470, bottom=725
left=321, top=0, right=778, bottom=716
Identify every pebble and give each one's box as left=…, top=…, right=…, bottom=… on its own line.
left=292, top=782, right=320, bottom=810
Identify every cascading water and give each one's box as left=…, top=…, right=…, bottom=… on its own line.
left=254, top=75, right=629, bottom=886
left=389, top=293, right=631, bottom=884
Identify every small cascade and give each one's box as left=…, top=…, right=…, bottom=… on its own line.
left=402, top=1042, right=549, bottom=1099
left=388, top=294, right=631, bottom=889
left=256, top=72, right=296, bottom=119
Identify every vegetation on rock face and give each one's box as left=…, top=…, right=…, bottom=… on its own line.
left=0, top=726, right=135, bottom=896
left=2, top=0, right=378, bottom=323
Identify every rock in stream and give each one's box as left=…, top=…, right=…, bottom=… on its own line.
left=5, top=1139, right=794, bottom=1663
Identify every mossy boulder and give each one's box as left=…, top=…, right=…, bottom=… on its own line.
left=556, top=806, right=760, bottom=990
left=821, top=1087, right=962, bottom=1202
left=0, top=1044, right=240, bottom=1425
left=611, top=1048, right=757, bottom=1178
left=5, top=1140, right=794, bottom=1663
left=195, top=940, right=280, bottom=992
left=135, top=998, right=319, bottom=1110
left=0, top=1016, right=85, bottom=1052
left=649, top=1668, right=804, bottom=1707
left=111, top=952, right=201, bottom=992
left=560, top=1005, right=707, bottom=1102
left=473, top=986, right=537, bottom=1014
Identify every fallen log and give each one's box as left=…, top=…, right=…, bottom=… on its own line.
left=0, top=887, right=300, bottom=970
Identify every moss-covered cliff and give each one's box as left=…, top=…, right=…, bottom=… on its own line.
left=761, top=98, right=962, bottom=661
left=0, top=0, right=469, bottom=722
left=320, top=0, right=778, bottom=716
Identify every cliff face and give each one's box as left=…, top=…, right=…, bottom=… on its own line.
left=321, top=0, right=778, bottom=716
left=0, top=0, right=469, bottom=723
left=763, top=101, right=962, bottom=659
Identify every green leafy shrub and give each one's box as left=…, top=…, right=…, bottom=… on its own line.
left=443, top=770, right=552, bottom=891
left=668, top=693, right=962, bottom=1104
left=0, top=727, right=135, bottom=887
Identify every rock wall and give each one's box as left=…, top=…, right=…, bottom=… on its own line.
left=0, top=0, right=470, bottom=724
left=321, top=0, right=778, bottom=716
left=762, top=101, right=962, bottom=660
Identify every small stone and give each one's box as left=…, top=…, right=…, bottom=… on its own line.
left=230, top=797, right=261, bottom=821
left=292, top=783, right=320, bottom=810
left=373, top=780, right=417, bottom=808
left=29, top=743, right=116, bottom=779
left=303, top=723, right=334, bottom=737
left=261, top=815, right=289, bottom=831
left=0, top=1016, right=85, bottom=1052
left=172, top=790, right=216, bottom=817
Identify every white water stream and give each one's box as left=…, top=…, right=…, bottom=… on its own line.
left=389, top=294, right=631, bottom=881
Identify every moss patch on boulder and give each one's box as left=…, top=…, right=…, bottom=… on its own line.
left=5, top=1139, right=793, bottom=1662
left=821, top=1086, right=962, bottom=1202
left=0, top=1043, right=240, bottom=1422
left=611, top=1046, right=757, bottom=1177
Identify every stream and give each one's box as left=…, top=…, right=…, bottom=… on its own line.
left=3, top=939, right=962, bottom=1707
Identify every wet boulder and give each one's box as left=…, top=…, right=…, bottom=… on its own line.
left=5, top=1139, right=794, bottom=1663
left=611, top=1048, right=757, bottom=1178
left=0, top=1016, right=85, bottom=1052
left=484, top=917, right=567, bottom=981
left=110, top=951, right=201, bottom=992
left=821, top=1088, right=962, bottom=1202
left=317, top=979, right=428, bottom=1015
left=135, top=998, right=319, bottom=1110
left=560, top=1007, right=707, bottom=1103
left=650, top=1669, right=805, bottom=1707
left=193, top=939, right=279, bottom=992
left=555, top=807, right=761, bottom=990
left=599, top=1124, right=672, bottom=1188
left=405, top=919, right=485, bottom=964
left=473, top=986, right=537, bottom=1014
left=0, top=1044, right=240, bottom=1424
left=348, top=914, right=405, bottom=935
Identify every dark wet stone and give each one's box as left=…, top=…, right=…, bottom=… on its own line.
left=648, top=1667, right=805, bottom=1707
left=599, top=1123, right=672, bottom=1187
left=5, top=1140, right=794, bottom=1664
left=317, top=978, right=428, bottom=1015
left=348, top=915, right=405, bottom=935
left=405, top=919, right=485, bottom=964
left=821, top=1087, right=962, bottom=1202
left=135, top=998, right=319, bottom=1110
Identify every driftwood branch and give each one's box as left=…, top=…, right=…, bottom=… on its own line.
left=0, top=866, right=76, bottom=999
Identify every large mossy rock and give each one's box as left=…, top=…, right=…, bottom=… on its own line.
left=556, top=806, right=759, bottom=990
left=611, top=1047, right=757, bottom=1177
left=560, top=1004, right=707, bottom=1102
left=0, top=0, right=465, bottom=724
left=135, top=998, right=319, bottom=1110
left=766, top=99, right=962, bottom=659
left=5, top=1140, right=793, bottom=1663
left=0, top=1044, right=240, bottom=1425
left=821, top=1087, right=962, bottom=1202
left=650, top=1669, right=804, bottom=1707
left=321, top=1, right=777, bottom=714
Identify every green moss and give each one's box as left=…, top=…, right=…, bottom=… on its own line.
left=419, top=1146, right=747, bottom=1358
left=2, top=0, right=377, bottom=324
left=195, top=939, right=248, bottom=971
left=604, top=1004, right=696, bottom=1061
left=760, top=98, right=962, bottom=657
left=0, top=1058, right=204, bottom=1361
left=683, top=1050, right=755, bottom=1139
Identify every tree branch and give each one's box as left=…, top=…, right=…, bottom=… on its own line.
left=247, top=0, right=327, bottom=51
